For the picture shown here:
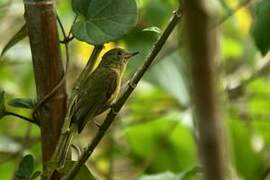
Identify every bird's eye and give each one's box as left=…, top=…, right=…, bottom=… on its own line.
left=117, top=52, right=122, bottom=56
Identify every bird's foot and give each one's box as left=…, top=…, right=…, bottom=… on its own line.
left=94, top=120, right=101, bottom=128
left=128, top=81, right=137, bottom=89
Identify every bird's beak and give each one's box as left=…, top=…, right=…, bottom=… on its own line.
left=124, top=51, right=139, bottom=59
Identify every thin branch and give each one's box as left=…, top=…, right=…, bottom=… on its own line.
left=5, top=111, right=39, bottom=126
left=67, top=15, right=78, bottom=40
left=62, top=6, right=183, bottom=180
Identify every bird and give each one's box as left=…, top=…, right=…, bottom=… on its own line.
left=55, top=47, right=138, bottom=167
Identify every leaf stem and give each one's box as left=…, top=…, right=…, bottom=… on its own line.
left=62, top=5, right=183, bottom=180
left=5, top=111, right=39, bottom=126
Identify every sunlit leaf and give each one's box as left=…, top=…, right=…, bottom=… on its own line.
left=251, top=0, right=270, bottom=55
left=71, top=0, right=138, bottom=45
left=229, top=119, right=265, bottom=179
left=146, top=52, right=189, bottom=106
left=142, top=26, right=161, bottom=34
left=1, top=24, right=27, bottom=57
left=125, top=117, right=196, bottom=172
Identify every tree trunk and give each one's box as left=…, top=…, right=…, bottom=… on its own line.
left=183, top=1, right=227, bottom=179
left=24, top=0, right=67, bottom=176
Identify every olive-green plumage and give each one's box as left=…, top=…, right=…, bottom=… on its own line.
left=55, top=48, right=137, bottom=166
left=71, top=47, right=137, bottom=133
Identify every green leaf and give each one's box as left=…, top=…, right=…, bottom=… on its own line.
left=1, top=24, right=27, bottom=57
left=71, top=0, right=138, bottom=45
left=31, top=171, right=41, bottom=180
left=0, top=91, right=6, bottom=119
left=8, top=98, right=35, bottom=109
left=16, top=154, right=34, bottom=179
left=146, top=52, right=189, bottom=106
left=229, top=119, right=265, bottom=179
left=251, top=0, right=270, bottom=55
left=142, top=26, right=161, bottom=34
left=125, top=117, right=196, bottom=172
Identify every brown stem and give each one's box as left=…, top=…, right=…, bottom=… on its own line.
left=184, top=0, right=227, bottom=180
left=23, top=0, right=67, bottom=177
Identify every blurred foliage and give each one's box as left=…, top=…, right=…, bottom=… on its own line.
left=0, top=0, right=270, bottom=179
left=251, top=0, right=270, bottom=55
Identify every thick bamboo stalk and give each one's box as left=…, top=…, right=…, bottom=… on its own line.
left=24, top=0, right=67, bottom=170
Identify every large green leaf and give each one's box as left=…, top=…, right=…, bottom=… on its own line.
left=124, top=117, right=197, bottom=172
left=251, top=0, right=270, bottom=55
left=146, top=52, right=189, bottom=106
left=71, top=0, right=138, bottom=45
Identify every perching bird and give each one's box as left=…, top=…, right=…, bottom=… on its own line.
left=55, top=48, right=138, bottom=166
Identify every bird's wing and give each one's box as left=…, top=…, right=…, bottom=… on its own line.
left=96, top=70, right=119, bottom=115
left=72, top=69, right=118, bottom=133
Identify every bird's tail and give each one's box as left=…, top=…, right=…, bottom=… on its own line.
left=53, top=124, right=76, bottom=168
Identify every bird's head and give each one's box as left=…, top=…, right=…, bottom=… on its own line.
left=99, top=48, right=138, bottom=68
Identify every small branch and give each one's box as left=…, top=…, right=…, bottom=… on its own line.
left=5, top=111, right=39, bottom=126
left=62, top=6, right=183, bottom=180
left=67, top=15, right=78, bottom=40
